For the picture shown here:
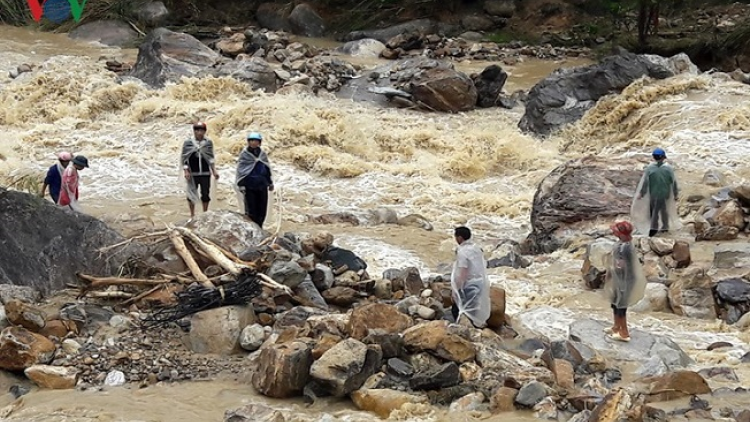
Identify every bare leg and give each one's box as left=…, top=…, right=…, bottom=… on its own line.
left=202, top=201, right=209, bottom=212
left=188, top=200, right=195, bottom=218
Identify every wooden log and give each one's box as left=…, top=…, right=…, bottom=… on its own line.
left=175, top=227, right=244, bottom=275
left=85, top=291, right=134, bottom=299
left=169, top=230, right=214, bottom=289
left=77, top=273, right=170, bottom=288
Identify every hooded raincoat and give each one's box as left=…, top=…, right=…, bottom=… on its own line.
left=235, top=147, right=274, bottom=225
left=451, top=240, right=491, bottom=327
left=603, top=241, right=647, bottom=309
left=631, top=161, right=681, bottom=234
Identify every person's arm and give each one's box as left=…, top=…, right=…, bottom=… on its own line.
left=454, top=251, right=469, bottom=290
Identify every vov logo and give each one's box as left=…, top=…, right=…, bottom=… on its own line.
left=26, top=0, right=87, bottom=23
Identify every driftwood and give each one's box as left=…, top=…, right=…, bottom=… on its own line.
left=169, top=229, right=213, bottom=289
left=175, top=227, right=244, bottom=275
left=77, top=273, right=171, bottom=288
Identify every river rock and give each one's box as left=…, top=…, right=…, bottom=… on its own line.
left=409, top=362, right=461, bottom=390
left=515, top=381, right=549, bottom=407
left=343, top=19, right=438, bottom=43
left=322, top=286, right=360, bottom=307
left=346, top=303, right=413, bottom=340
left=552, top=358, right=575, bottom=390
left=255, top=3, right=293, bottom=31
left=135, top=1, right=170, bottom=26
left=711, top=200, right=745, bottom=229
left=714, top=243, right=750, bottom=269
left=253, top=341, right=313, bottom=398
left=488, top=241, right=531, bottom=269
left=293, top=278, right=328, bottom=310
left=224, top=403, right=286, bottom=422
left=0, top=284, right=42, bottom=304
left=569, top=319, right=692, bottom=370
left=702, top=169, right=725, bottom=186
left=4, top=300, right=46, bottom=332
left=649, top=237, right=675, bottom=256
left=582, top=238, right=616, bottom=289
left=643, top=371, right=711, bottom=403
left=275, top=306, right=328, bottom=330
left=240, top=323, right=266, bottom=352
left=514, top=306, right=575, bottom=341
left=409, top=67, right=477, bottom=112
left=486, top=286, right=506, bottom=328
left=630, top=283, right=670, bottom=313
left=288, top=3, right=326, bottom=37
left=208, top=57, right=278, bottom=93
left=672, top=241, right=691, bottom=268
left=519, top=52, right=674, bottom=136
left=0, top=327, right=56, bottom=370
left=131, top=28, right=220, bottom=88
left=351, top=388, right=429, bottom=418
left=338, top=39, right=386, bottom=57
left=490, top=387, right=517, bottom=412
left=484, top=0, right=516, bottom=17
left=68, top=20, right=138, bottom=47
left=363, top=333, right=404, bottom=359
left=523, top=157, right=642, bottom=254
left=24, top=365, right=78, bottom=389
left=403, top=320, right=475, bottom=363
left=310, top=339, right=382, bottom=397
left=473, top=64, right=508, bottom=108
left=216, top=33, right=247, bottom=57
left=715, top=278, right=750, bottom=304
left=588, top=389, right=632, bottom=422
left=311, top=264, right=335, bottom=291
left=267, top=260, right=307, bottom=289
left=189, top=305, right=255, bottom=355
left=667, top=267, right=717, bottom=320
left=450, top=391, right=485, bottom=412
left=0, top=188, right=141, bottom=295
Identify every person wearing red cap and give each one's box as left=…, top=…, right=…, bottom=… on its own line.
left=603, top=221, right=646, bottom=342
left=40, top=151, right=72, bottom=204
left=181, top=122, right=219, bottom=218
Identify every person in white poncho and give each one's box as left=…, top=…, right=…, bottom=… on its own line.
left=451, top=226, right=491, bottom=328
left=235, top=132, right=274, bottom=228
left=181, top=122, right=219, bottom=218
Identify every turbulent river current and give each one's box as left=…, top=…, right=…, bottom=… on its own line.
left=1, top=24, right=750, bottom=422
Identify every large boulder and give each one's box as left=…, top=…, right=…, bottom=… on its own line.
left=0, top=326, right=56, bottom=370
left=24, top=365, right=79, bottom=389
left=643, top=371, right=711, bottom=403
left=288, top=3, right=326, bottom=37
left=569, top=319, right=692, bottom=370
left=252, top=341, right=313, bottom=398
left=409, top=68, right=477, bottom=112
left=337, top=39, right=387, bottom=58
left=134, top=1, right=170, bottom=26
left=346, top=303, right=413, bottom=340
left=255, top=3, right=293, bottom=31
left=189, top=305, right=256, bottom=355
left=522, top=156, right=643, bottom=254
left=68, top=20, right=139, bottom=47
left=185, top=210, right=265, bottom=256
left=713, top=243, right=750, bottom=269
left=309, top=339, right=383, bottom=397
left=0, top=188, right=141, bottom=295
left=714, top=278, right=750, bottom=324
left=343, top=19, right=438, bottom=43
left=402, top=320, right=476, bottom=363
left=519, top=52, right=675, bottom=136
left=667, top=267, right=717, bottom=320
left=208, top=58, right=279, bottom=93
left=130, top=28, right=220, bottom=88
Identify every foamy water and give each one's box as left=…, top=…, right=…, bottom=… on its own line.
left=2, top=25, right=750, bottom=421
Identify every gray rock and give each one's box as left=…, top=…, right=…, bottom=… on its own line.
left=515, top=381, right=548, bottom=407
left=569, top=319, right=693, bottom=369
left=636, top=354, right=670, bottom=377
left=311, top=264, right=334, bottom=291
left=267, top=260, right=307, bottom=289
left=630, top=283, right=670, bottom=313
left=714, top=244, right=750, bottom=269
left=702, top=169, right=726, bottom=187
left=473, top=64, right=508, bottom=108
left=68, top=20, right=139, bottom=47
left=343, top=19, right=438, bottom=43
left=409, top=362, right=460, bottom=390
left=581, top=238, right=616, bottom=289
left=135, top=1, right=170, bottom=26
left=0, top=188, right=142, bottom=295
left=130, top=28, right=220, bottom=88
left=224, top=403, right=286, bottom=422
left=0, top=304, right=6, bottom=330
left=715, top=278, right=750, bottom=304
left=240, top=323, right=266, bottom=351
left=519, top=52, right=676, bottom=136
left=0, top=284, right=42, bottom=304
left=294, top=277, right=328, bottom=310
left=209, top=57, right=278, bottom=93
left=309, top=339, right=382, bottom=397
left=274, top=306, right=328, bottom=330
left=189, top=306, right=256, bottom=355
left=288, top=3, right=326, bottom=37
left=338, top=39, right=386, bottom=58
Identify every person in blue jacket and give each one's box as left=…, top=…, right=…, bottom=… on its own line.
left=236, top=132, right=274, bottom=227
left=40, top=151, right=72, bottom=203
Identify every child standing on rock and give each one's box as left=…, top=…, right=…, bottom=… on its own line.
left=604, top=221, right=647, bottom=342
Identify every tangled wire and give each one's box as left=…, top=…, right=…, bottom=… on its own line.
left=140, top=268, right=262, bottom=329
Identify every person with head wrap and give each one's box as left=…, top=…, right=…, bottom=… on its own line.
left=236, top=132, right=274, bottom=228
left=40, top=151, right=72, bottom=203
left=181, top=122, right=219, bottom=218
left=58, top=155, right=89, bottom=212
left=603, top=221, right=646, bottom=342
left=631, top=147, right=681, bottom=237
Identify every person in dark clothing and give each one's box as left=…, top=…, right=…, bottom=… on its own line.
left=181, top=122, right=219, bottom=218
left=40, top=151, right=72, bottom=203
left=236, top=132, right=274, bottom=227
left=632, top=147, right=681, bottom=237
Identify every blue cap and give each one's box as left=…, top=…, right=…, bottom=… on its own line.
left=247, top=132, right=262, bottom=141
left=652, top=147, right=666, bottom=157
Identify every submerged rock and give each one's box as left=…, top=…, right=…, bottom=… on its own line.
left=68, top=20, right=138, bottom=47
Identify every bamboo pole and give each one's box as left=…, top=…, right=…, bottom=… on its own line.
left=169, top=230, right=214, bottom=289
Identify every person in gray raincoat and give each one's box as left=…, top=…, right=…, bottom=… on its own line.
left=235, top=132, right=274, bottom=228
left=450, top=226, right=491, bottom=328
left=631, top=147, right=681, bottom=237
left=603, top=221, right=647, bottom=342
left=181, top=122, right=219, bottom=218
